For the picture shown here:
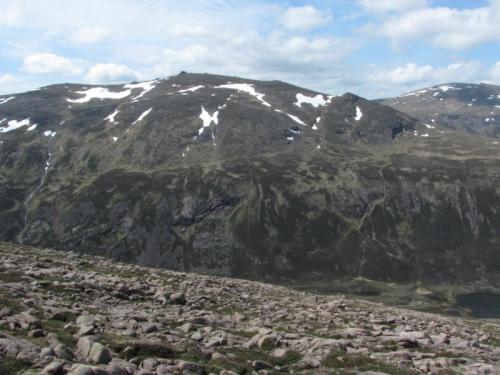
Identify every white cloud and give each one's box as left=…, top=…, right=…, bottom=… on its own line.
left=379, top=4, right=500, bottom=49
left=491, top=62, right=500, bottom=82
left=370, top=63, right=433, bottom=84
left=22, top=53, right=82, bottom=75
left=0, top=3, right=21, bottom=26
left=358, top=0, right=428, bottom=13
left=162, top=45, right=211, bottom=66
left=0, top=74, right=17, bottom=85
left=281, top=6, right=329, bottom=30
left=171, top=24, right=208, bottom=37
left=69, top=27, right=109, bottom=44
left=277, top=36, right=356, bottom=64
left=85, top=63, right=139, bottom=84
left=371, top=62, right=483, bottom=85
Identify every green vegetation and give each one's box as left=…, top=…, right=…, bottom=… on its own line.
left=0, top=271, right=25, bottom=283
left=323, top=351, right=417, bottom=374
left=108, top=340, right=175, bottom=361
left=206, top=347, right=301, bottom=374
left=0, top=357, right=32, bottom=375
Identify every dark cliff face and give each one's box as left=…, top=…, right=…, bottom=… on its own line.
left=0, top=73, right=499, bottom=284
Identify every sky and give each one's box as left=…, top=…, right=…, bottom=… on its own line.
left=0, top=0, right=499, bottom=98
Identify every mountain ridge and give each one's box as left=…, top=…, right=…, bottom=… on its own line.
left=1, top=73, right=499, bottom=285
left=379, top=82, right=500, bottom=138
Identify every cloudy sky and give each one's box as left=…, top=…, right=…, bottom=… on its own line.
left=0, top=0, right=499, bottom=98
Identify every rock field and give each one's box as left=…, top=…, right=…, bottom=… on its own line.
left=0, top=242, right=499, bottom=374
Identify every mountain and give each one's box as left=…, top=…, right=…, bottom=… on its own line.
left=1, top=242, right=499, bottom=374
left=1, top=73, right=500, bottom=285
left=379, top=83, right=500, bottom=138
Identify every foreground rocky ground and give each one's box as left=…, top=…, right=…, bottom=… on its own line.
left=0, top=243, right=499, bottom=375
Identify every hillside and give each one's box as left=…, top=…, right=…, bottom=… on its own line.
left=379, top=83, right=500, bottom=138
left=1, top=73, right=500, bottom=284
left=1, top=243, right=499, bottom=374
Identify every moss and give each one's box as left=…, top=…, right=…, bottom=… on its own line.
left=109, top=341, right=175, bottom=361
left=434, top=351, right=464, bottom=359
left=41, top=319, right=78, bottom=347
left=0, top=292, right=22, bottom=312
left=485, top=337, right=500, bottom=347
left=0, top=356, right=33, bottom=375
left=0, top=271, right=25, bottom=283
left=225, top=329, right=256, bottom=339
left=209, top=347, right=301, bottom=373
left=323, top=351, right=417, bottom=375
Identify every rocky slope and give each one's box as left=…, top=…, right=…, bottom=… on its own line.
left=1, top=243, right=499, bottom=375
left=1, top=73, right=500, bottom=284
left=379, top=83, right=500, bottom=138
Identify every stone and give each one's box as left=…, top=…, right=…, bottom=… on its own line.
left=252, top=360, right=273, bottom=370
left=68, top=364, right=95, bottom=375
left=258, top=335, right=276, bottom=350
left=76, top=324, right=95, bottom=337
left=77, top=336, right=94, bottom=359
left=170, top=292, right=186, bottom=305
left=271, top=348, right=291, bottom=358
left=179, top=323, right=194, bottom=333
left=53, top=343, right=75, bottom=361
left=41, top=360, right=65, bottom=375
left=177, top=360, right=206, bottom=374
left=106, top=358, right=137, bottom=375
left=76, top=315, right=96, bottom=327
left=40, top=347, right=56, bottom=358
left=142, top=322, right=158, bottom=334
left=28, top=328, right=46, bottom=338
left=50, top=311, right=71, bottom=321
left=88, top=342, right=112, bottom=364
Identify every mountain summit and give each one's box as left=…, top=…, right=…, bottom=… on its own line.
left=0, top=73, right=499, bottom=284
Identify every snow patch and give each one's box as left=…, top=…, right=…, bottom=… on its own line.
left=287, top=114, right=306, bottom=126
left=424, top=123, right=435, bottom=129
left=402, top=89, right=428, bottom=97
left=43, top=130, right=56, bottom=137
left=0, top=97, right=15, bottom=105
left=178, top=85, right=205, bottom=93
left=355, top=106, right=363, bottom=121
left=421, top=133, right=430, bottom=137
left=198, top=106, right=219, bottom=136
left=133, top=108, right=153, bottom=124
left=438, top=85, right=458, bottom=92
left=112, top=137, right=118, bottom=142
left=295, top=93, right=328, bottom=108
left=27, top=124, right=37, bottom=131
left=0, top=118, right=36, bottom=133
left=44, top=154, right=52, bottom=171
left=312, top=117, right=320, bottom=130
left=216, top=83, right=271, bottom=107
left=67, top=87, right=131, bottom=103
left=124, top=80, right=158, bottom=100
left=105, top=109, right=119, bottom=124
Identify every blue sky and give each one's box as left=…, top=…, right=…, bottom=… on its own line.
left=0, top=0, right=499, bottom=98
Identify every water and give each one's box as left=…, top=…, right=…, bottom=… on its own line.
left=455, top=293, right=500, bottom=319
